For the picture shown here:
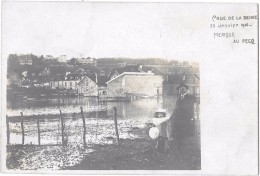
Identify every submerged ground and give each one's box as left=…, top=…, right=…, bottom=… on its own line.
left=6, top=115, right=200, bottom=170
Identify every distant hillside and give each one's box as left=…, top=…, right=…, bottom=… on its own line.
left=96, top=58, right=179, bottom=66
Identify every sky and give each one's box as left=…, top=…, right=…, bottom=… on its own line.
left=2, top=2, right=211, bottom=61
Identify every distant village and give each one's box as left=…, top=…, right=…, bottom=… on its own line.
left=7, top=54, right=200, bottom=101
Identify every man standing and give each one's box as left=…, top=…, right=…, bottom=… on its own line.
left=171, top=83, right=197, bottom=151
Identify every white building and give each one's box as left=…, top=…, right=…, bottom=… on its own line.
left=106, top=72, right=163, bottom=98
left=58, top=55, right=67, bottom=62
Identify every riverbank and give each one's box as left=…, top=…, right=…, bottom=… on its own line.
left=6, top=116, right=200, bottom=170
left=68, top=137, right=201, bottom=170
left=7, top=138, right=200, bottom=170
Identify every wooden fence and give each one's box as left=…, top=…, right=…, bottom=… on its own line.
left=6, top=107, right=119, bottom=148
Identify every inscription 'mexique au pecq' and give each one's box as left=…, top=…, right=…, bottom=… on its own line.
left=210, top=15, right=257, bottom=44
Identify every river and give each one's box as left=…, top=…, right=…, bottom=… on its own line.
left=7, top=96, right=178, bottom=118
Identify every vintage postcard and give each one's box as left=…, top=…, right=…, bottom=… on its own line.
left=0, top=2, right=258, bottom=175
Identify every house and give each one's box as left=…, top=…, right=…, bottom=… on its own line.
left=19, top=56, right=32, bottom=65
left=50, top=79, right=80, bottom=90
left=77, top=74, right=97, bottom=96
left=58, top=55, right=67, bottom=63
left=32, top=76, right=52, bottom=88
left=49, top=74, right=84, bottom=90
left=106, top=72, right=163, bottom=99
left=49, top=73, right=104, bottom=95
left=76, top=57, right=97, bottom=65
left=77, top=75, right=108, bottom=97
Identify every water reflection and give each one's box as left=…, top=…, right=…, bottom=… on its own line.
left=7, top=97, right=99, bottom=109
left=107, top=96, right=177, bottom=119
left=7, top=96, right=178, bottom=119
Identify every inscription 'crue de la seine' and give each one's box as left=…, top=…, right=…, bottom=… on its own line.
left=210, top=15, right=257, bottom=44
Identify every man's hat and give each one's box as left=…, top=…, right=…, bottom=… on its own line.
left=176, top=83, right=189, bottom=90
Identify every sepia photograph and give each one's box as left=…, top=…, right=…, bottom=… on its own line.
left=6, top=56, right=200, bottom=170
left=1, top=1, right=258, bottom=175
left=3, top=2, right=201, bottom=171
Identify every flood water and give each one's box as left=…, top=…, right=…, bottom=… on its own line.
left=7, top=95, right=178, bottom=145
left=7, top=96, right=178, bottom=119
left=6, top=95, right=200, bottom=150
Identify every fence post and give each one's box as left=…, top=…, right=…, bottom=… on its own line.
left=60, top=110, right=65, bottom=145
left=20, top=112, right=25, bottom=145
left=6, top=115, right=10, bottom=145
left=80, top=107, right=86, bottom=149
left=37, top=118, right=41, bottom=145
left=113, top=107, right=120, bottom=146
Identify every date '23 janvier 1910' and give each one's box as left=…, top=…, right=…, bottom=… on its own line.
left=210, top=15, right=257, bottom=44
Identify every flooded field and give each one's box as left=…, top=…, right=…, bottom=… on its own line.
left=6, top=95, right=200, bottom=170
left=6, top=96, right=177, bottom=146
left=7, top=117, right=151, bottom=170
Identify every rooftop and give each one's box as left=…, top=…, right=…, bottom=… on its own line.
left=106, top=72, right=155, bottom=84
